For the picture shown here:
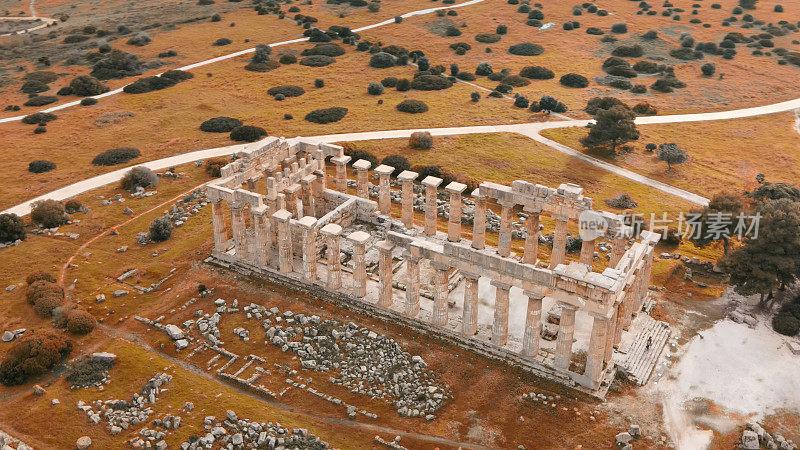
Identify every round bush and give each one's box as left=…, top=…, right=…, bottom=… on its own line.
left=611, top=23, right=628, bottom=33
left=444, top=26, right=462, bottom=37
left=508, top=42, right=545, bottom=56
left=781, top=302, right=800, bottom=320
left=369, top=52, right=397, bottom=68
left=381, top=77, right=398, bottom=87
left=92, top=147, right=140, bottom=166
left=612, top=45, right=644, bottom=57
left=57, top=86, right=74, bottom=96
left=642, top=30, right=658, bottom=39
left=28, top=160, right=56, bottom=173
left=475, top=61, right=493, bottom=76
left=701, top=62, right=716, bottom=76
left=475, top=33, right=501, bottom=43
left=24, top=96, right=58, bottom=107
left=279, top=54, right=298, bottom=64
left=213, top=38, right=233, bottom=46
left=0, top=330, right=72, bottom=386
left=64, top=309, right=96, bottom=335
left=30, top=200, right=67, bottom=228
left=299, top=55, right=335, bottom=67
left=410, top=75, right=453, bottom=90
left=367, top=82, right=384, bottom=95
left=149, top=216, right=173, bottom=242
left=773, top=313, right=799, bottom=336
left=80, top=98, right=98, bottom=106
left=502, top=75, right=531, bottom=86
left=0, top=214, right=24, bottom=244
left=380, top=154, right=411, bottom=176
left=396, top=99, right=429, bottom=113
left=26, top=280, right=63, bottom=305
left=33, top=295, right=63, bottom=318
left=409, top=131, right=433, bottom=149
left=314, top=78, right=325, bottom=88
left=519, top=66, right=554, bottom=79
left=560, top=73, right=589, bottom=88
left=127, top=32, right=151, bottom=46
left=33, top=126, right=47, bottom=134
left=301, top=43, right=345, bottom=57
left=120, top=166, right=158, bottom=191
left=586, top=27, right=604, bottom=35
left=26, top=272, right=56, bottom=286
left=69, top=75, right=109, bottom=97
left=123, top=76, right=177, bottom=94
left=230, top=125, right=267, bottom=142
left=20, top=81, right=50, bottom=94
left=64, top=200, right=82, bottom=214
left=305, top=107, right=348, bottom=124
left=267, top=85, right=305, bottom=97
left=200, top=117, right=243, bottom=133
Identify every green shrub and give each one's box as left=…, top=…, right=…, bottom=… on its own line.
left=200, top=117, right=243, bottom=133
left=612, top=45, right=644, bottom=57
left=444, top=26, right=462, bottom=37
left=560, top=73, right=589, bottom=88
left=367, top=82, right=384, bottom=95
left=396, top=99, right=429, bottom=113
left=508, top=42, right=545, bottom=56
left=23, top=71, right=58, bottom=84
left=632, top=102, right=657, bottom=115
left=410, top=75, right=453, bottom=90
left=611, top=22, right=628, bottom=33
left=781, top=302, right=800, bottom=320
left=586, top=27, right=604, bottom=35
left=773, top=313, right=799, bottom=336
left=475, top=33, right=501, bottom=43
left=20, top=81, right=50, bottom=94
left=314, top=78, right=325, bottom=88
left=369, top=52, right=397, bottom=68
left=120, top=166, right=158, bottom=191
left=380, top=154, right=411, bottom=176
left=0, top=330, right=72, bottom=386
left=343, top=148, right=379, bottom=168
left=160, top=70, right=194, bottom=82
left=64, top=200, right=82, bottom=214
left=123, top=76, right=176, bottom=94
left=28, top=160, right=56, bottom=173
left=92, top=147, right=140, bottom=166
left=80, top=98, right=98, bottom=106
left=63, top=34, right=89, bottom=44
left=267, top=85, right=305, bottom=97
left=700, top=62, right=716, bottom=76
left=24, top=96, right=58, bottom=107
left=149, top=216, right=173, bottom=242
left=633, top=60, right=660, bottom=73
left=279, top=54, right=298, bottom=64
left=127, top=32, right=151, bottom=46
left=230, top=125, right=267, bottom=142
left=396, top=78, right=411, bottom=91
left=305, top=107, right=348, bottom=124
left=69, top=75, right=110, bottom=96
left=64, top=308, right=97, bottom=335
left=213, top=38, right=233, bottom=46
left=91, top=50, right=144, bottom=80
left=381, top=77, right=398, bottom=87
left=30, top=200, right=68, bottom=228
left=502, top=75, right=531, bottom=86
left=301, top=43, right=345, bottom=57
left=0, top=214, right=25, bottom=244
left=299, top=55, right=335, bottom=66
left=57, top=86, right=74, bottom=96
left=519, top=65, right=554, bottom=79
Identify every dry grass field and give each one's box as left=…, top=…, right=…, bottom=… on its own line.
left=542, top=112, right=800, bottom=196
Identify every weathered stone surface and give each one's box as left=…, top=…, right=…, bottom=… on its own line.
left=76, top=436, right=92, bottom=449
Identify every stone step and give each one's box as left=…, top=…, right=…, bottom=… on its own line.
left=621, top=317, right=670, bottom=385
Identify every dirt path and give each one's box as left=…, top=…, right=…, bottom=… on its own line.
left=0, top=0, right=57, bottom=37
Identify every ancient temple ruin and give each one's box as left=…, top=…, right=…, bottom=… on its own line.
left=206, top=137, right=662, bottom=395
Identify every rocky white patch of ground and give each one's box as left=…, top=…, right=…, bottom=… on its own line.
left=180, top=410, right=330, bottom=449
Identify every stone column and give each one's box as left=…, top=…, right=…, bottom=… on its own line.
left=331, top=155, right=351, bottom=192
left=445, top=182, right=467, bottom=242
left=374, top=164, right=394, bottom=215
left=471, top=189, right=486, bottom=250
left=498, top=201, right=514, bottom=258
left=609, top=235, right=628, bottom=268
left=491, top=279, right=512, bottom=347
left=585, top=314, right=611, bottom=384
left=376, top=240, right=394, bottom=308
left=352, top=159, right=371, bottom=198
left=613, top=297, right=625, bottom=345
left=314, top=149, right=326, bottom=186
left=298, top=216, right=318, bottom=283
left=398, top=170, right=418, bottom=230
left=312, top=171, right=325, bottom=210
left=404, top=248, right=421, bottom=318
left=431, top=261, right=450, bottom=327
left=554, top=302, right=577, bottom=370
left=580, top=237, right=595, bottom=267
left=521, top=290, right=544, bottom=357
left=320, top=224, right=342, bottom=290
left=461, top=272, right=480, bottom=335
left=252, top=206, right=270, bottom=268
left=605, top=307, right=618, bottom=365
left=348, top=231, right=370, bottom=298
left=285, top=183, right=302, bottom=218
left=272, top=209, right=293, bottom=274
left=523, top=210, right=540, bottom=265
left=422, top=176, right=443, bottom=236
left=230, top=201, right=247, bottom=257
left=549, top=215, right=569, bottom=269
left=300, top=174, right=316, bottom=218
left=211, top=199, right=227, bottom=253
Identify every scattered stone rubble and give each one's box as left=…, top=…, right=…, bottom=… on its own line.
left=1, top=328, right=26, bottom=342
left=374, top=435, right=406, bottom=449
left=0, top=430, right=31, bottom=450
left=178, top=410, right=330, bottom=449
left=741, top=422, right=797, bottom=450
left=77, top=373, right=172, bottom=433
left=255, top=304, right=452, bottom=418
